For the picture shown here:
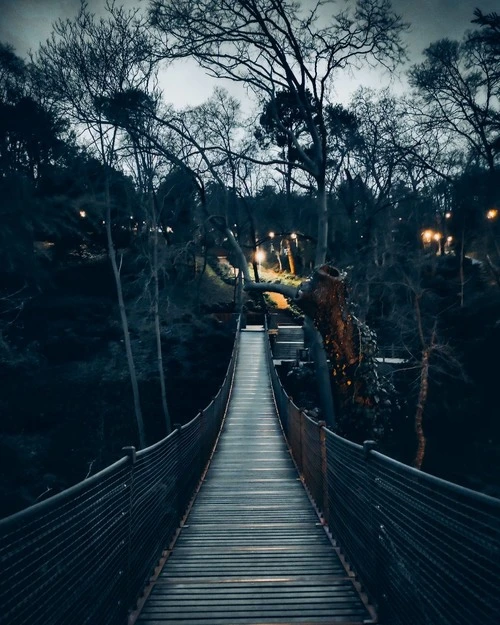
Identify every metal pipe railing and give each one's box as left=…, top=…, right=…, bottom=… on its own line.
left=263, top=329, right=500, bottom=625
left=0, top=316, right=241, bottom=625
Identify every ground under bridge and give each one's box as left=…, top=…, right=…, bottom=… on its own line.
left=0, top=321, right=499, bottom=625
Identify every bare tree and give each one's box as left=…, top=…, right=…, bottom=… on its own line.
left=409, top=21, right=500, bottom=174
left=376, top=256, right=469, bottom=469
left=34, top=2, right=157, bottom=447
left=149, top=0, right=407, bottom=264
left=114, top=98, right=173, bottom=435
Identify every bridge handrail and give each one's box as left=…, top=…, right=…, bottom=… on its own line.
left=0, top=315, right=241, bottom=625
left=263, top=330, right=500, bottom=625
left=377, top=344, right=409, bottom=360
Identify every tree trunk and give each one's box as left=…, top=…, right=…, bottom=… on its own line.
left=459, top=231, right=465, bottom=307
left=151, top=192, right=172, bottom=435
left=284, top=238, right=296, bottom=275
left=252, top=260, right=261, bottom=282
left=242, top=196, right=261, bottom=283
left=414, top=347, right=430, bottom=469
left=303, top=317, right=335, bottom=429
left=105, top=176, right=146, bottom=448
left=275, top=250, right=283, bottom=272
left=225, top=226, right=252, bottom=283
left=315, top=178, right=328, bottom=266
left=196, top=242, right=209, bottom=310
left=235, top=269, right=243, bottom=312
left=285, top=160, right=292, bottom=201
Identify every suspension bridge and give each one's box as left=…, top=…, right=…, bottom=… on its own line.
left=0, top=319, right=499, bottom=625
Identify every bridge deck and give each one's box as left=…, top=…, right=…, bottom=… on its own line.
left=136, top=330, right=372, bottom=625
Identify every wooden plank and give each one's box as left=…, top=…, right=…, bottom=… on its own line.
left=136, top=330, right=373, bottom=625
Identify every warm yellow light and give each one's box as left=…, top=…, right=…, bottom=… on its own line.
left=433, top=232, right=441, bottom=241
left=79, top=210, right=86, bottom=218
left=447, top=236, right=453, bottom=243
left=487, top=208, right=498, bottom=220
left=445, top=212, right=452, bottom=219
left=421, top=229, right=434, bottom=243
left=255, top=250, right=265, bottom=263
left=269, top=231, right=275, bottom=238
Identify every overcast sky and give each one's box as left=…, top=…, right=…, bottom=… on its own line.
left=0, top=0, right=497, bottom=108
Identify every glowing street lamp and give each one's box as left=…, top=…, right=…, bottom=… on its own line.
left=445, top=212, right=452, bottom=219
left=421, top=229, right=443, bottom=254
left=255, top=249, right=265, bottom=269
left=269, top=231, right=275, bottom=238
left=79, top=210, right=87, bottom=218
left=487, top=208, right=498, bottom=221
left=421, top=229, right=434, bottom=244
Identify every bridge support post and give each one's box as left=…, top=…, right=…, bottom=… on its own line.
left=318, top=422, right=329, bottom=526
left=289, top=397, right=301, bottom=470
left=122, top=446, right=136, bottom=616
left=361, top=440, right=380, bottom=614
left=294, top=407, right=308, bottom=475
left=303, top=317, right=335, bottom=430
left=123, top=446, right=137, bottom=464
left=363, top=440, right=377, bottom=458
left=199, top=410, right=206, bottom=471
left=299, top=410, right=305, bottom=473
left=173, top=424, right=183, bottom=519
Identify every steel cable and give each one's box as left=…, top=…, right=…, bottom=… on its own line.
left=0, top=320, right=240, bottom=625
left=263, top=329, right=500, bottom=625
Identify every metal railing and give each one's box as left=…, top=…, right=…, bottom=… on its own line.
left=377, top=344, right=408, bottom=360
left=264, top=329, right=500, bottom=625
left=0, top=317, right=240, bottom=625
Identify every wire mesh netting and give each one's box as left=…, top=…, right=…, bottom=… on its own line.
left=0, top=458, right=131, bottom=625
left=325, top=432, right=378, bottom=598
left=270, top=363, right=289, bottom=434
left=264, top=329, right=500, bottom=625
left=178, top=417, right=202, bottom=513
left=0, top=320, right=240, bottom=625
left=130, top=434, right=179, bottom=601
left=288, top=402, right=303, bottom=472
left=302, top=414, right=323, bottom=509
left=369, top=451, right=500, bottom=625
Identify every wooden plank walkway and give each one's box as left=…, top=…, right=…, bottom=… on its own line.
left=136, top=329, right=373, bottom=625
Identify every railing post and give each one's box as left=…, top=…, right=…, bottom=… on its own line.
left=122, top=446, right=136, bottom=613
left=288, top=397, right=298, bottom=467
left=299, top=410, right=305, bottom=472
left=362, top=440, right=380, bottom=611
left=173, top=423, right=183, bottom=518
left=318, top=422, right=329, bottom=526
left=363, top=440, right=377, bottom=459
left=199, top=409, right=206, bottom=468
